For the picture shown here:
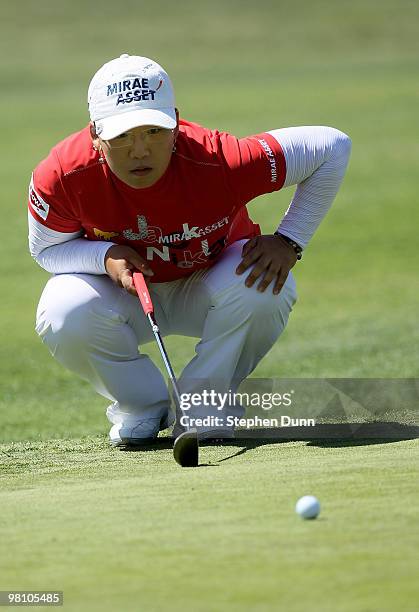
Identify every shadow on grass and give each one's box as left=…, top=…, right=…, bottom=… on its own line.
left=117, top=438, right=247, bottom=466
left=118, top=438, right=174, bottom=452
left=114, top=422, right=418, bottom=465
left=231, top=421, right=419, bottom=449
left=202, top=422, right=419, bottom=461
left=216, top=447, right=248, bottom=462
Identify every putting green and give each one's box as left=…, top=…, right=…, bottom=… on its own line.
left=1, top=437, right=418, bottom=611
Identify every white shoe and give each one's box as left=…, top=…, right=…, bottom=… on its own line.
left=109, top=420, right=161, bottom=447
left=108, top=404, right=175, bottom=447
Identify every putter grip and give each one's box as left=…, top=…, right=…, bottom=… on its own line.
left=133, top=272, right=154, bottom=315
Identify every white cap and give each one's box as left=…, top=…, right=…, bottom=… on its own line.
left=88, top=54, right=176, bottom=139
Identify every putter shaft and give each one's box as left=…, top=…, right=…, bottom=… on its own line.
left=146, top=312, right=183, bottom=410
left=133, top=272, right=199, bottom=467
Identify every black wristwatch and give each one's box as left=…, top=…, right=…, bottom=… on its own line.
left=274, top=231, right=303, bottom=260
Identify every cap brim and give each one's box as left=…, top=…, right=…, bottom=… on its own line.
left=96, top=108, right=176, bottom=139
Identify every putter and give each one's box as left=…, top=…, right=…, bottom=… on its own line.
left=132, top=272, right=199, bottom=467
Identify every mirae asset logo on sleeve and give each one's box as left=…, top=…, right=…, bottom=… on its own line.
left=257, top=138, right=278, bottom=183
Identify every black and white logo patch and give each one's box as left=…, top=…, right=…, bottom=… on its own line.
left=29, top=176, right=50, bottom=221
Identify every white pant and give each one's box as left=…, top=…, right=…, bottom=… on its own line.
left=35, top=240, right=297, bottom=433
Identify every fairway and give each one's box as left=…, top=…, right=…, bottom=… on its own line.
left=1, top=0, right=419, bottom=610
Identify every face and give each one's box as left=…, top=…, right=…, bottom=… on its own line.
left=91, top=111, right=179, bottom=189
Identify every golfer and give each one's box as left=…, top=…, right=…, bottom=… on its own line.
left=28, top=53, right=351, bottom=445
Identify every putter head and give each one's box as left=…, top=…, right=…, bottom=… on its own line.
left=173, top=429, right=199, bottom=467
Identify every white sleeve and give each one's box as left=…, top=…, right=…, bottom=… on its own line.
left=28, top=211, right=115, bottom=275
left=267, top=126, right=351, bottom=249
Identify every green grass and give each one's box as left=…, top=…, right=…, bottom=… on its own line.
left=1, top=438, right=418, bottom=612
left=0, top=0, right=418, bottom=610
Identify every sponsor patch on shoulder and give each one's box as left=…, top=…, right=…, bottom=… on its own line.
left=29, top=176, right=50, bottom=221
left=257, top=138, right=278, bottom=183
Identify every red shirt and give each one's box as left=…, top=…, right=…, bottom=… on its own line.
left=29, top=119, right=286, bottom=282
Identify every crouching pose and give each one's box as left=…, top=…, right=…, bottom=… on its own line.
left=29, top=53, right=351, bottom=446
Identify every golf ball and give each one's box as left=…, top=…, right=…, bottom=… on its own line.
left=295, top=495, right=320, bottom=519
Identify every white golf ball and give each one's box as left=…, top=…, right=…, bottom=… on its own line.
left=295, top=495, right=321, bottom=519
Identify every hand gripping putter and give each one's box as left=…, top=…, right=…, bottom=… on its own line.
left=132, top=272, right=199, bottom=467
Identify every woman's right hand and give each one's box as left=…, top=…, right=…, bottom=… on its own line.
left=104, top=244, right=154, bottom=295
